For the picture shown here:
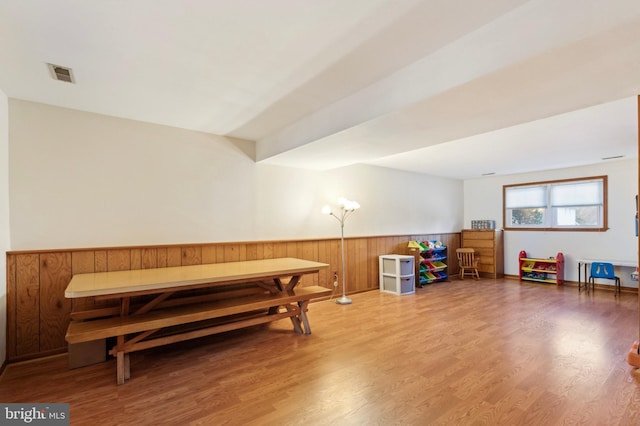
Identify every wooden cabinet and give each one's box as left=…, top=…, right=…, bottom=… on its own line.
left=519, top=251, right=565, bottom=285
left=461, top=229, right=504, bottom=278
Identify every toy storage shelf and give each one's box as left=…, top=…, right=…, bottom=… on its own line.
left=417, top=241, right=448, bottom=287
left=518, top=250, right=565, bottom=286
left=379, top=255, right=415, bottom=295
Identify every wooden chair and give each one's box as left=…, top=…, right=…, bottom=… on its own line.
left=456, top=248, right=480, bottom=280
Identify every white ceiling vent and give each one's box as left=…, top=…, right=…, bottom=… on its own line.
left=47, top=63, right=75, bottom=83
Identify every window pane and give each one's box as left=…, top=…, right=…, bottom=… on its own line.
left=550, top=180, right=602, bottom=206
left=503, top=175, right=606, bottom=231
left=554, top=206, right=600, bottom=226
left=555, top=207, right=576, bottom=225
left=505, top=186, right=547, bottom=208
left=509, top=208, right=545, bottom=225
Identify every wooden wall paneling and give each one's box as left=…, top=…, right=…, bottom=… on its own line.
left=355, top=238, right=369, bottom=292
left=337, top=238, right=348, bottom=292
left=212, top=244, right=224, bottom=262
left=239, top=244, right=248, bottom=261
left=166, top=247, right=182, bottom=267
left=446, top=233, right=461, bottom=276
left=265, top=242, right=276, bottom=258
left=201, top=245, right=217, bottom=264
left=230, top=244, right=247, bottom=262
left=438, top=234, right=452, bottom=275
left=6, top=254, right=17, bottom=359
left=157, top=247, right=168, bottom=268
left=368, top=237, right=387, bottom=290
left=106, top=249, right=130, bottom=271
left=394, top=235, right=411, bottom=255
left=292, top=242, right=305, bottom=283
left=15, top=254, right=40, bottom=356
left=376, top=237, right=388, bottom=287
left=351, top=238, right=362, bottom=292
left=273, top=242, right=288, bottom=259
left=312, top=240, right=321, bottom=286
left=255, top=243, right=265, bottom=260
left=215, top=245, right=225, bottom=263
left=5, top=233, right=464, bottom=362
left=267, top=241, right=286, bottom=259
left=95, top=250, right=107, bottom=272
left=365, top=238, right=376, bottom=290
left=130, top=249, right=142, bottom=270
left=181, top=246, right=202, bottom=266
left=141, top=248, right=158, bottom=269
left=337, top=239, right=344, bottom=289
left=301, top=241, right=316, bottom=260
left=86, top=250, right=120, bottom=312
left=344, top=239, right=357, bottom=294
left=387, top=235, right=400, bottom=252
left=316, top=240, right=331, bottom=288
left=72, top=251, right=94, bottom=274
left=285, top=241, right=298, bottom=258
left=39, top=252, right=72, bottom=352
left=320, top=239, right=337, bottom=293
left=219, top=244, right=233, bottom=262
left=245, top=244, right=258, bottom=261
left=331, top=239, right=341, bottom=282
left=71, top=251, right=98, bottom=312
left=300, top=241, right=318, bottom=287
left=261, top=242, right=274, bottom=259
left=332, top=240, right=341, bottom=292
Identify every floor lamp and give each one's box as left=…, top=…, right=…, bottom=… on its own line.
left=322, top=197, right=360, bottom=305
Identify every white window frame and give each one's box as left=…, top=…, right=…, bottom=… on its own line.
left=503, top=176, right=607, bottom=232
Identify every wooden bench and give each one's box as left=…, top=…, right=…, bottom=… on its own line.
left=66, top=285, right=331, bottom=384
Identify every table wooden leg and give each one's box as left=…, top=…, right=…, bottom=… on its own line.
left=578, top=263, right=582, bottom=291
left=124, top=354, right=131, bottom=380
left=120, top=297, right=130, bottom=317
left=115, top=335, right=127, bottom=385
left=284, top=305, right=304, bottom=334
left=285, top=275, right=301, bottom=291
left=116, top=351, right=125, bottom=385
left=273, top=278, right=284, bottom=291
left=298, top=300, right=312, bottom=334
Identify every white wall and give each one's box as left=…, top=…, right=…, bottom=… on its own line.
left=0, top=89, right=9, bottom=365
left=8, top=99, right=464, bottom=250
left=464, top=160, right=638, bottom=286
left=254, top=163, right=463, bottom=240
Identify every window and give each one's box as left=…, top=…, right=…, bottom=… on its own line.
left=503, top=176, right=607, bottom=231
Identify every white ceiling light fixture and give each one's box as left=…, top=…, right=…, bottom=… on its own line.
left=47, top=63, right=75, bottom=83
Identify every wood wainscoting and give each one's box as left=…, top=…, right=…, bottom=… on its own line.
left=5, top=233, right=460, bottom=362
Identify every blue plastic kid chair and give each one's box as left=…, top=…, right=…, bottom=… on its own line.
left=588, top=262, right=620, bottom=296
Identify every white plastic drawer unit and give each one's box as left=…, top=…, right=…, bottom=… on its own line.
left=379, top=254, right=415, bottom=295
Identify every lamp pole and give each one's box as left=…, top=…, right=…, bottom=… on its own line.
left=323, top=198, right=360, bottom=305
left=337, top=206, right=350, bottom=304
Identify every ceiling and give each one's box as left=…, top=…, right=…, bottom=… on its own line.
left=1, top=0, right=639, bottom=180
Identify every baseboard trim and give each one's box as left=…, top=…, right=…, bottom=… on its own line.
left=505, top=274, right=637, bottom=293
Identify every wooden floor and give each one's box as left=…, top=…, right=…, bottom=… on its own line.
left=2, top=278, right=640, bottom=425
